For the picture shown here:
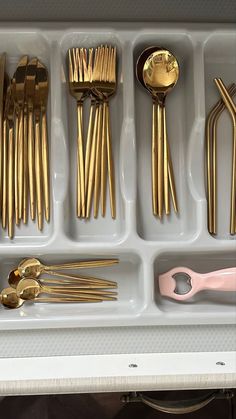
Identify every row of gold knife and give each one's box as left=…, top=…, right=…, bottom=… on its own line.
left=0, top=53, right=50, bottom=238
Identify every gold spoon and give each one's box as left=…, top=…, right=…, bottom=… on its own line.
left=8, top=269, right=117, bottom=289
left=9, top=272, right=117, bottom=295
left=16, top=278, right=117, bottom=301
left=17, top=257, right=119, bottom=278
left=0, top=287, right=105, bottom=309
left=143, top=48, right=179, bottom=218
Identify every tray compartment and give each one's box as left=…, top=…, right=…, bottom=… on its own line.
left=154, top=250, right=236, bottom=320
left=0, top=30, right=54, bottom=244
left=0, top=251, right=145, bottom=329
left=204, top=31, right=236, bottom=240
left=59, top=31, right=125, bottom=243
left=133, top=32, right=198, bottom=241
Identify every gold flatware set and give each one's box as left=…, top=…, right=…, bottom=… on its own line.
left=136, top=47, right=179, bottom=218
left=206, top=78, right=236, bottom=235
left=68, top=45, right=117, bottom=220
left=1, top=257, right=119, bottom=308
left=0, top=53, right=50, bottom=238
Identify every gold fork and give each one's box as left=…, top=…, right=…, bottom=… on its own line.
left=68, top=48, right=90, bottom=218
left=92, top=45, right=117, bottom=218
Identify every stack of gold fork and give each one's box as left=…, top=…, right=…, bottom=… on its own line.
left=0, top=53, right=50, bottom=239
left=68, top=45, right=117, bottom=220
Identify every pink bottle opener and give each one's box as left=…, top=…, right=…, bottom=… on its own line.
left=159, top=267, right=236, bottom=301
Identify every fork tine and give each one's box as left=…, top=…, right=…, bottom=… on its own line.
left=82, top=48, right=89, bottom=82
left=92, top=47, right=100, bottom=82
left=72, top=48, right=77, bottom=82
left=103, top=45, right=109, bottom=82
left=77, top=48, right=83, bottom=83
left=88, top=48, right=93, bottom=82
left=110, top=47, right=116, bottom=83
left=99, top=46, right=104, bottom=82
left=107, top=46, right=112, bottom=83
left=68, top=49, right=73, bottom=82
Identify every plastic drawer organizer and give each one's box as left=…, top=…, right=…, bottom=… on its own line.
left=0, top=23, right=236, bottom=334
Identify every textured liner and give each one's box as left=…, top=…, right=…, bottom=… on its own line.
left=0, top=325, right=235, bottom=358
left=0, top=24, right=235, bottom=334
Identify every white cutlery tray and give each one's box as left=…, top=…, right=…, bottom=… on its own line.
left=1, top=23, right=236, bottom=331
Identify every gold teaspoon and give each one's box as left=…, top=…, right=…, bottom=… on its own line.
left=18, top=257, right=119, bottom=278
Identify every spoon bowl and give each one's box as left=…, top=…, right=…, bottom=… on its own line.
left=143, top=49, right=179, bottom=99
left=8, top=269, right=21, bottom=288
left=136, top=46, right=160, bottom=88
left=1, top=287, right=24, bottom=308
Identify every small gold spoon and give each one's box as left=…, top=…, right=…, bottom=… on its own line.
left=143, top=48, right=179, bottom=217
left=8, top=269, right=117, bottom=289
left=16, top=278, right=117, bottom=301
left=0, top=287, right=105, bottom=309
left=18, top=257, right=119, bottom=278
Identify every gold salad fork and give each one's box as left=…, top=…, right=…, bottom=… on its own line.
left=86, top=45, right=117, bottom=218
left=68, top=48, right=91, bottom=218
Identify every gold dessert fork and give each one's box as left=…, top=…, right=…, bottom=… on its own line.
left=92, top=45, right=117, bottom=219
left=68, top=48, right=90, bottom=218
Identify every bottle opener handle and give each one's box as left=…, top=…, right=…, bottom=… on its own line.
left=159, top=267, right=236, bottom=301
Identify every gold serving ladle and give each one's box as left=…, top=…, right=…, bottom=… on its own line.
left=8, top=269, right=117, bottom=288
left=142, top=48, right=179, bottom=218
left=16, top=278, right=117, bottom=301
left=0, top=287, right=105, bottom=309
left=17, top=257, right=119, bottom=278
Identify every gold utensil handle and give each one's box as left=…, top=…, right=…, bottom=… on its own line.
left=44, top=270, right=117, bottom=286
left=41, top=110, right=50, bottom=222
left=35, top=119, right=43, bottom=231
left=167, top=141, right=178, bottom=213
left=162, top=105, right=170, bottom=215
left=152, top=101, right=158, bottom=216
left=28, top=108, right=35, bottom=221
left=77, top=102, right=85, bottom=218
left=42, top=286, right=117, bottom=296
left=94, top=102, right=103, bottom=218
left=8, top=125, right=14, bottom=239
left=157, top=103, right=163, bottom=218
left=2, top=118, right=7, bottom=229
left=41, top=285, right=114, bottom=300
left=18, top=107, right=24, bottom=220
left=106, top=101, right=116, bottom=219
left=40, top=278, right=116, bottom=288
left=101, top=101, right=108, bottom=217
left=231, top=125, right=236, bottom=234
left=45, top=258, right=119, bottom=271
left=85, top=100, right=95, bottom=194
left=23, top=106, right=28, bottom=224
left=14, top=114, right=19, bottom=225
left=34, top=297, right=103, bottom=303
left=86, top=104, right=99, bottom=218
